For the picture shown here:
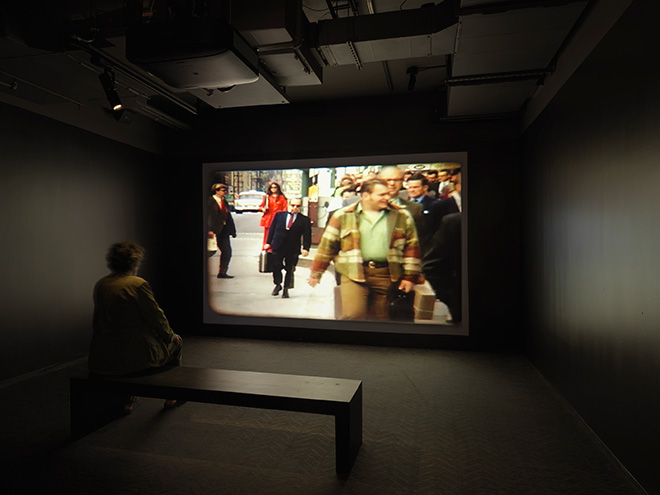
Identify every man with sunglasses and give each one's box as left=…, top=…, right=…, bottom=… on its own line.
left=208, top=183, right=237, bottom=278
left=263, top=198, right=311, bottom=298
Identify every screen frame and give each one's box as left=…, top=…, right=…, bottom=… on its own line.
left=203, top=151, right=468, bottom=337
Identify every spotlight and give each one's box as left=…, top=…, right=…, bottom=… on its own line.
left=406, top=66, right=418, bottom=92
left=98, top=68, right=123, bottom=111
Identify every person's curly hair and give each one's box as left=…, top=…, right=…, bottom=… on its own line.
left=106, top=241, right=145, bottom=274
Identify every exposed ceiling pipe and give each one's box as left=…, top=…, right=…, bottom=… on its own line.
left=435, top=111, right=520, bottom=122
left=0, top=76, right=18, bottom=90
left=458, top=0, right=586, bottom=16
left=135, top=97, right=192, bottom=131
left=0, top=68, right=84, bottom=107
left=445, top=69, right=552, bottom=87
left=323, top=0, right=360, bottom=18
left=325, top=0, right=339, bottom=19
left=382, top=61, right=394, bottom=92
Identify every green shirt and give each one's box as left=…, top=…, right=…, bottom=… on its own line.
left=310, top=200, right=423, bottom=283
left=358, top=207, right=389, bottom=261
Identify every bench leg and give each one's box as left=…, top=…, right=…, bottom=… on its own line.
left=70, top=378, right=125, bottom=439
left=335, top=383, right=363, bottom=475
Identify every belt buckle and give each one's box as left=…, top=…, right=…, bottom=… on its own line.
left=368, top=261, right=376, bottom=268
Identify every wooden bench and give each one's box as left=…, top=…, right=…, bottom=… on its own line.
left=70, top=366, right=363, bottom=474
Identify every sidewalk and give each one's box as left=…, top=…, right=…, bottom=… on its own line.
left=207, top=233, right=336, bottom=320
left=207, top=233, right=455, bottom=326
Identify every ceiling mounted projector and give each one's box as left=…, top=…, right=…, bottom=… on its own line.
left=126, top=18, right=259, bottom=89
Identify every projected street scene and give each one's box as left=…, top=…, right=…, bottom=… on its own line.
left=204, top=155, right=467, bottom=336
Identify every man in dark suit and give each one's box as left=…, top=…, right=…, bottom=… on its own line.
left=423, top=168, right=440, bottom=198
left=422, top=212, right=462, bottom=323
left=406, top=172, right=436, bottom=211
left=405, top=172, right=436, bottom=255
left=207, top=183, right=237, bottom=278
left=428, top=167, right=462, bottom=239
left=264, top=197, right=312, bottom=298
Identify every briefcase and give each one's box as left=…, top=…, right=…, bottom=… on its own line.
left=285, top=269, right=295, bottom=289
left=259, top=250, right=273, bottom=273
left=388, top=286, right=415, bottom=321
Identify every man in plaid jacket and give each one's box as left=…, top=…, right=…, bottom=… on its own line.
left=307, top=178, right=423, bottom=320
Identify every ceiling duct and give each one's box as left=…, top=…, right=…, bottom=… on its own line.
left=125, top=18, right=259, bottom=90
left=315, top=1, right=459, bottom=66
left=232, top=0, right=323, bottom=88
left=317, top=1, right=458, bottom=45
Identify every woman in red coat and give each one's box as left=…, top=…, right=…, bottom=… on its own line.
left=260, top=182, right=288, bottom=248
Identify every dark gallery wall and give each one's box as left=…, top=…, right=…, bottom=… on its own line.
left=0, top=85, right=523, bottom=382
left=0, top=102, right=174, bottom=381
left=523, top=1, right=659, bottom=493
left=170, top=91, right=523, bottom=349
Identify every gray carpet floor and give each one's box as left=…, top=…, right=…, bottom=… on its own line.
left=2, top=336, right=645, bottom=494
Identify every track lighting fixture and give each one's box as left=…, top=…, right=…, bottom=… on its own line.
left=98, top=68, right=122, bottom=111
left=113, top=109, right=134, bottom=124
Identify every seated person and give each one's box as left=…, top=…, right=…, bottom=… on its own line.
left=88, top=241, right=184, bottom=413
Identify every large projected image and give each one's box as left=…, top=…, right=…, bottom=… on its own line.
left=203, top=153, right=467, bottom=336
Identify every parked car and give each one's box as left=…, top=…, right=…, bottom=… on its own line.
left=234, top=190, right=266, bottom=213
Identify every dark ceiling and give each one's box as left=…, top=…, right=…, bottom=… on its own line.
left=0, top=0, right=590, bottom=132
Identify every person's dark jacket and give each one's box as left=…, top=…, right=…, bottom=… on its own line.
left=208, top=196, right=236, bottom=237
left=267, top=210, right=312, bottom=255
